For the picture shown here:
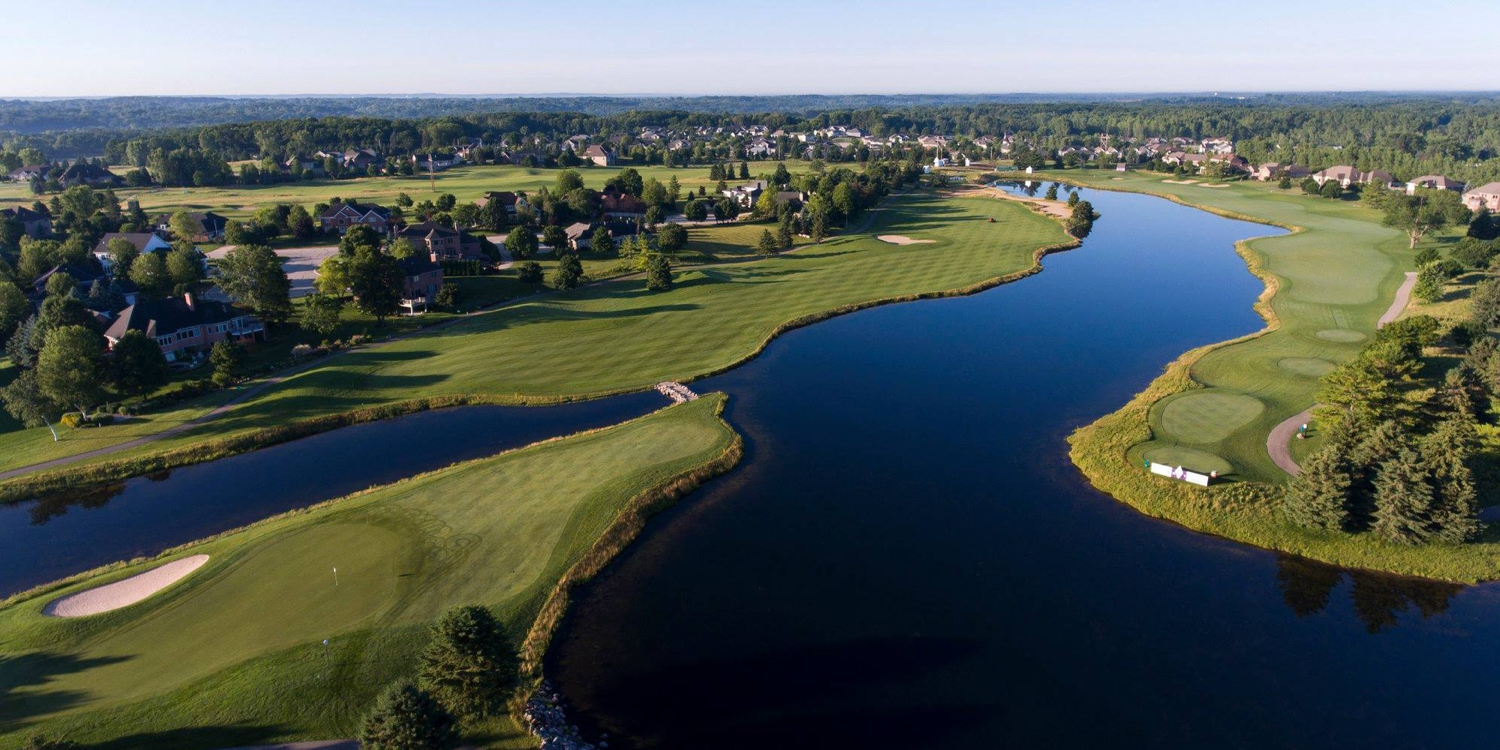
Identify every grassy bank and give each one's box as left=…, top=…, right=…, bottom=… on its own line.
left=1049, top=170, right=1500, bottom=581
left=0, top=189, right=1070, bottom=492
left=0, top=394, right=740, bottom=749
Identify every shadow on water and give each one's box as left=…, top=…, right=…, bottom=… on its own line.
left=1275, top=555, right=1464, bottom=632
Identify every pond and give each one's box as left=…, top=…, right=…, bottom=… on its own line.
left=545, top=184, right=1500, bottom=749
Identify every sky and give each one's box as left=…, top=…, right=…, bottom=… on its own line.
left=5, top=0, right=1499, bottom=97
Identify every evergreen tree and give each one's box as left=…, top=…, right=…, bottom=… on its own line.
left=776, top=220, right=794, bottom=251
left=646, top=254, right=673, bottom=291
left=359, top=681, right=459, bottom=750
left=210, top=339, right=244, bottom=386
left=1422, top=417, right=1482, bottom=543
left=756, top=228, right=778, bottom=256
left=551, top=252, right=583, bottom=290
left=1347, top=420, right=1409, bottom=528
left=1283, top=441, right=1353, bottom=530
left=418, top=605, right=517, bottom=719
left=1372, top=446, right=1436, bottom=545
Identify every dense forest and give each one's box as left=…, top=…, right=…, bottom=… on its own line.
left=7, top=94, right=1500, bottom=185
left=0, top=93, right=1450, bottom=134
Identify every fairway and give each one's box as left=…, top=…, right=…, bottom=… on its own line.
left=0, top=396, right=738, bottom=749
left=1052, top=171, right=1414, bottom=482
left=0, top=188, right=1068, bottom=485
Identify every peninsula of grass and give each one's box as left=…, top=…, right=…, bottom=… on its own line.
left=1049, top=170, right=1500, bottom=581
left=0, top=394, right=740, bottom=750
left=0, top=188, right=1072, bottom=492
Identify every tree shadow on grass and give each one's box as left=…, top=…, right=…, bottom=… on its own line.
left=91, top=724, right=297, bottom=750
left=0, top=651, right=134, bottom=734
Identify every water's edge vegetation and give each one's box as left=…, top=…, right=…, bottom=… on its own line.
left=1057, top=176, right=1500, bottom=583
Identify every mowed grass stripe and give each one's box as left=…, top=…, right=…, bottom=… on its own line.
left=0, top=395, right=737, bottom=748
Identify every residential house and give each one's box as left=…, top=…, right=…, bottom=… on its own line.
left=564, top=222, right=595, bottom=251
left=0, top=205, right=52, bottom=237
left=343, top=148, right=381, bottom=171
left=774, top=191, right=807, bottom=211
left=58, top=161, right=117, bottom=187
left=410, top=153, right=461, bottom=171
left=1463, top=182, right=1500, bottom=213
left=283, top=155, right=324, bottom=175
left=93, top=232, right=172, bottom=272
left=104, top=293, right=265, bottom=362
left=722, top=180, right=767, bottom=209
left=7, top=164, right=48, bottom=182
left=477, top=191, right=528, bottom=215
left=745, top=138, right=774, bottom=158
left=397, top=255, right=445, bottom=314
left=1405, top=175, right=1466, bottom=196
left=583, top=145, right=615, bottom=167
left=1251, top=163, right=1310, bottom=182
left=153, top=211, right=228, bottom=241
left=1206, top=153, right=1250, bottom=174
left=1312, top=166, right=1397, bottom=189
left=600, top=192, right=648, bottom=221
left=319, top=201, right=392, bottom=235
left=398, top=221, right=483, bottom=262
left=31, top=263, right=103, bottom=298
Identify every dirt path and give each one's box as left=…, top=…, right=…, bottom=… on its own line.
left=1378, top=271, right=1419, bottom=328
left=1267, top=408, right=1314, bottom=476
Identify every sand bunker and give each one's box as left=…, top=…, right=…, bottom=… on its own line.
left=878, top=235, right=935, bottom=245
left=1202, top=183, right=1231, bottom=188
left=1162, top=179, right=1199, bottom=184
left=44, top=555, right=210, bottom=617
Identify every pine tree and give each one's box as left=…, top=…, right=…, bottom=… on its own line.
left=756, top=228, right=779, bottom=256
left=359, top=681, right=458, bottom=750
left=776, top=220, right=794, bottom=251
left=1283, top=442, right=1353, bottom=530
left=1422, top=417, right=1482, bottom=543
left=418, top=605, right=516, bottom=718
left=1347, top=420, right=1409, bottom=528
left=1372, top=446, right=1437, bottom=545
left=645, top=254, right=673, bottom=291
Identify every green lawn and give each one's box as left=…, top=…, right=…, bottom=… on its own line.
left=1059, top=170, right=1500, bottom=582
left=1045, top=170, right=1415, bottom=483
left=0, top=395, right=738, bottom=749
left=0, top=188, right=1068, bottom=482
left=0, top=163, right=795, bottom=222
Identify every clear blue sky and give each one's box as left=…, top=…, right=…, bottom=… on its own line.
left=6, top=0, right=1497, bottom=97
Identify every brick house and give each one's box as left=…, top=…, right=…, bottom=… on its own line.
left=319, top=201, right=391, bottom=235
left=600, top=192, right=648, bottom=220
left=398, top=255, right=445, bottom=314
left=104, top=293, right=265, bottom=362
left=398, top=221, right=483, bottom=261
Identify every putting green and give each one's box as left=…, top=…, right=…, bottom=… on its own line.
left=1159, top=392, right=1265, bottom=444
left=1315, top=329, right=1367, bottom=343
left=1278, top=357, right=1339, bottom=378
left=1144, top=446, right=1234, bottom=476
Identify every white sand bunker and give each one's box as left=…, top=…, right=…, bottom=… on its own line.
left=878, top=235, right=935, bottom=245
left=44, top=555, right=210, bottom=617
left=1202, top=183, right=1231, bottom=188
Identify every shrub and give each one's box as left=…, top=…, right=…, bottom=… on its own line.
left=517, top=261, right=543, bottom=284
left=60, top=413, right=83, bottom=429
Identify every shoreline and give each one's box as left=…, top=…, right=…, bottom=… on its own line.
left=1048, top=172, right=1500, bottom=583
left=0, top=189, right=1078, bottom=505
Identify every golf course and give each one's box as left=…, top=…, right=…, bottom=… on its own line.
left=0, top=186, right=1073, bottom=491
left=0, top=394, right=740, bottom=749
left=1057, top=170, right=1500, bottom=581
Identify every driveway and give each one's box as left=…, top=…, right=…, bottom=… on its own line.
left=208, top=245, right=340, bottom=298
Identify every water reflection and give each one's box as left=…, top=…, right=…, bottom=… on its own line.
left=24, top=483, right=127, bottom=526
left=1275, top=555, right=1464, bottom=632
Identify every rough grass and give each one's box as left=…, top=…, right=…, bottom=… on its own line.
left=0, top=394, right=739, bottom=749
left=1050, top=171, right=1500, bottom=581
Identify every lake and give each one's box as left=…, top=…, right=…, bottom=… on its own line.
left=546, top=184, right=1499, bottom=750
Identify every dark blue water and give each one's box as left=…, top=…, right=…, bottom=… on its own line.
left=0, top=393, right=662, bottom=596
left=547, top=185, right=1493, bottom=750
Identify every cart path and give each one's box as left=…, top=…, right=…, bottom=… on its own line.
left=1267, top=409, right=1315, bottom=476
left=1266, top=271, right=1416, bottom=476
left=1378, top=271, right=1419, bottom=328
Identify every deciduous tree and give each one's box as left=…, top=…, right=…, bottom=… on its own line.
left=217, top=244, right=292, bottom=323
left=111, top=329, right=170, bottom=398
left=35, top=325, right=105, bottom=418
